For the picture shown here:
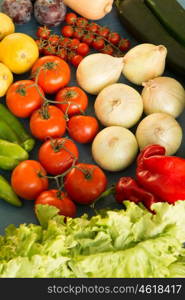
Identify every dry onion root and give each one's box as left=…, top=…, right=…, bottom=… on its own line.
left=94, top=83, right=143, bottom=128
left=136, top=113, right=183, bottom=155
left=92, top=126, right=138, bottom=172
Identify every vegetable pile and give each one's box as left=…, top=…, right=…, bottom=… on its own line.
left=0, top=0, right=185, bottom=279
left=1, top=201, right=185, bottom=278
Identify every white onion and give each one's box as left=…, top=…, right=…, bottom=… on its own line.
left=122, top=43, right=167, bottom=85
left=136, top=113, right=183, bottom=155
left=94, top=83, right=143, bottom=128
left=92, top=126, right=138, bottom=171
left=142, top=77, right=185, bottom=118
left=76, top=53, right=124, bottom=95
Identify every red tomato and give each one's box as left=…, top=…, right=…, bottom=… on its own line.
left=6, top=80, right=44, bottom=118
left=77, top=43, right=89, bottom=56
left=108, top=32, right=121, bottom=45
left=64, top=163, right=107, bottom=205
left=43, top=45, right=56, bottom=56
left=36, top=26, right=51, bottom=40
left=30, top=105, right=66, bottom=140
left=73, top=28, right=84, bottom=40
left=69, top=38, right=80, bottom=49
left=81, top=33, right=94, bottom=46
left=55, top=86, right=88, bottom=117
left=35, top=190, right=77, bottom=218
left=98, top=27, right=110, bottom=38
left=92, top=38, right=105, bottom=50
left=86, top=23, right=99, bottom=33
left=57, top=48, right=67, bottom=61
left=11, top=160, right=48, bottom=200
left=61, top=25, right=74, bottom=37
left=101, top=45, right=114, bottom=55
left=119, top=38, right=131, bottom=52
left=38, top=138, right=79, bottom=175
left=59, top=37, right=71, bottom=48
left=31, top=56, right=71, bottom=94
left=76, top=17, right=88, bottom=28
left=65, top=12, right=77, bottom=25
left=48, top=34, right=60, bottom=46
left=68, top=115, right=99, bottom=144
left=71, top=55, right=83, bottom=67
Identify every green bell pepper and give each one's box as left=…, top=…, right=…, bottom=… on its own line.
left=0, top=139, right=29, bottom=170
left=0, top=175, right=22, bottom=207
left=0, top=104, right=35, bottom=152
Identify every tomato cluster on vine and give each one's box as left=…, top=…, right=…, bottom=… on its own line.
left=35, top=12, right=131, bottom=67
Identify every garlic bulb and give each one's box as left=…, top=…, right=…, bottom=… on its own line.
left=92, top=126, right=138, bottom=172
left=136, top=113, right=183, bottom=155
left=122, top=43, right=167, bottom=85
left=76, top=53, right=124, bottom=95
left=94, top=83, right=143, bottom=128
left=142, top=77, right=185, bottom=118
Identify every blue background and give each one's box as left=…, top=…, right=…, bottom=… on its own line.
left=0, top=1, right=185, bottom=234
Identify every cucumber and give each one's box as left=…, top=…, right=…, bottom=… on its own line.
left=115, top=0, right=185, bottom=76
left=145, top=0, right=185, bottom=47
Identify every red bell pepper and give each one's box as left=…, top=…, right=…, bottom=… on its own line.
left=136, top=144, right=185, bottom=204
left=115, top=176, right=159, bottom=211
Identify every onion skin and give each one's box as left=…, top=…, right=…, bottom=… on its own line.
left=92, top=126, right=138, bottom=172
left=136, top=113, right=183, bottom=155
left=95, top=83, right=143, bottom=128
left=142, top=77, right=185, bottom=118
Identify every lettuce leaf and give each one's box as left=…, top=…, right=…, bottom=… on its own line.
left=0, top=201, right=185, bottom=278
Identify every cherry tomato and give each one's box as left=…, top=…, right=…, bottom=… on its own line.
left=6, top=80, right=44, bottom=118
left=86, top=23, right=99, bottom=33
left=59, top=37, right=71, bottom=48
left=61, top=25, right=74, bottom=38
left=92, top=38, right=105, bottom=50
left=108, top=32, right=121, bottom=45
left=36, top=26, right=51, bottom=40
left=35, top=190, right=77, bottom=218
left=71, top=55, right=83, bottom=67
left=76, top=17, right=88, bottom=28
left=77, top=43, right=89, bottom=56
left=73, top=28, right=84, bottom=40
left=43, top=45, right=56, bottom=56
left=81, top=33, right=94, bottom=46
left=101, top=45, right=114, bottom=55
left=30, top=105, right=66, bottom=140
left=98, top=27, right=110, bottom=38
left=65, top=12, right=77, bottom=25
left=69, top=38, right=80, bottom=49
left=38, top=138, right=79, bottom=175
left=64, top=163, right=107, bottom=205
left=56, top=48, right=67, bottom=61
left=55, top=86, right=88, bottom=117
left=119, top=38, right=131, bottom=52
left=68, top=115, right=99, bottom=144
left=35, top=39, right=46, bottom=54
left=31, top=56, right=71, bottom=94
left=48, top=34, right=60, bottom=46
left=11, top=160, right=48, bottom=200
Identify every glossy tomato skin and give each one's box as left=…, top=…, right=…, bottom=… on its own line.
left=55, top=86, right=88, bottom=117
left=6, top=80, right=44, bottom=118
left=11, top=160, right=48, bottom=200
left=64, top=163, right=107, bottom=204
left=31, top=56, right=71, bottom=94
left=68, top=115, right=99, bottom=144
left=30, top=105, right=66, bottom=140
left=38, top=138, right=79, bottom=175
left=35, top=190, right=77, bottom=218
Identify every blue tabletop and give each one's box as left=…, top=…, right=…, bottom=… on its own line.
left=0, top=2, right=185, bottom=234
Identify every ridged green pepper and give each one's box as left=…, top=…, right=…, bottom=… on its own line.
left=0, top=139, right=28, bottom=170
left=0, top=175, right=22, bottom=207
left=0, top=104, right=35, bottom=152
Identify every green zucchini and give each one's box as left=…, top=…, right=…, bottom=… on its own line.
left=145, top=0, right=185, bottom=47
left=115, top=0, right=185, bottom=76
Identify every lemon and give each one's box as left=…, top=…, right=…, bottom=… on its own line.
left=0, top=12, right=15, bottom=41
left=0, top=63, right=13, bottom=97
left=0, top=33, right=39, bottom=74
